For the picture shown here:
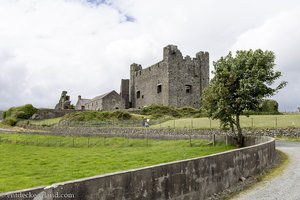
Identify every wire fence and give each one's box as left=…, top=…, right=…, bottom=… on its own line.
left=21, top=114, right=300, bottom=129
left=0, top=133, right=221, bottom=148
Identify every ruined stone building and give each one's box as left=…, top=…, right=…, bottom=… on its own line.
left=76, top=90, right=125, bottom=111
left=121, top=45, right=209, bottom=109
left=55, top=91, right=72, bottom=110
left=73, top=44, right=209, bottom=111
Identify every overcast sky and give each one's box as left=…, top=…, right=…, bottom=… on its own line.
left=0, top=0, right=299, bottom=111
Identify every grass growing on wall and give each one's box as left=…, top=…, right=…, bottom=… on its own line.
left=0, top=133, right=235, bottom=193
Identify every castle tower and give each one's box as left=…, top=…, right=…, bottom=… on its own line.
left=120, top=79, right=130, bottom=109
left=129, top=63, right=142, bottom=108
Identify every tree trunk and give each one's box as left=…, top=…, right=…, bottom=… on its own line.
left=235, top=114, right=244, bottom=147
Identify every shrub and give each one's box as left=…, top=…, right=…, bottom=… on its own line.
left=111, top=111, right=131, bottom=120
left=3, top=104, right=38, bottom=120
left=2, top=104, right=38, bottom=126
left=141, top=105, right=203, bottom=118
left=3, top=117, right=17, bottom=126
left=61, top=110, right=132, bottom=122
left=258, top=99, right=279, bottom=113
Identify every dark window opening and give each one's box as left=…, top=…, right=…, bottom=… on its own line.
left=81, top=106, right=85, bottom=110
left=157, top=84, right=162, bottom=93
left=185, top=85, right=192, bottom=93
left=115, top=107, right=119, bottom=110
left=136, top=91, right=141, bottom=99
left=142, top=95, right=144, bottom=99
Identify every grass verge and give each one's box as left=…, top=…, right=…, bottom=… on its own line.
left=0, top=133, right=234, bottom=193
left=152, top=114, right=300, bottom=129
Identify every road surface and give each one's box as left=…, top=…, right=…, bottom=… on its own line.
left=232, top=140, right=300, bottom=200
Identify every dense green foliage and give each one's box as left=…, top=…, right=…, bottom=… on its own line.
left=2, top=104, right=37, bottom=126
left=61, top=110, right=132, bottom=122
left=202, top=49, right=287, bottom=146
left=0, top=134, right=234, bottom=192
left=258, top=99, right=279, bottom=113
left=141, top=105, right=203, bottom=118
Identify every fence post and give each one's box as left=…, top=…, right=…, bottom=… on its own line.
left=213, top=134, right=215, bottom=146
left=146, top=134, right=149, bottom=147
left=191, top=119, right=193, bottom=129
left=72, top=138, right=75, bottom=147
left=276, top=117, right=278, bottom=128
left=189, top=134, right=192, bottom=147
left=173, top=119, right=175, bottom=129
left=225, top=133, right=228, bottom=146
left=210, top=119, right=212, bottom=129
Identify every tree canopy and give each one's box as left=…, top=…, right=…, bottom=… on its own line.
left=202, top=49, right=287, bottom=146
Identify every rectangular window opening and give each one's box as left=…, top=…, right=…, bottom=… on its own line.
left=136, top=91, right=141, bottom=99
left=185, top=85, right=192, bottom=93
left=157, top=84, right=162, bottom=93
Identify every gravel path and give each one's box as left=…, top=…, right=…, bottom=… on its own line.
left=232, top=140, right=300, bottom=200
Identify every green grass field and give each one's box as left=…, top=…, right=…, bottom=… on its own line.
left=152, top=114, right=300, bottom=129
left=0, top=133, right=234, bottom=193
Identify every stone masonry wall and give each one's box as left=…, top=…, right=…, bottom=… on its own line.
left=129, top=45, right=209, bottom=109
left=30, top=109, right=74, bottom=120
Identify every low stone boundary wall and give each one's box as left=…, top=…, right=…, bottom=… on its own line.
left=21, top=125, right=300, bottom=139
left=30, top=109, right=74, bottom=120
left=0, top=136, right=275, bottom=200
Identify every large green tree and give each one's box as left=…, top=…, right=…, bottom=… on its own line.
left=202, top=49, right=287, bottom=147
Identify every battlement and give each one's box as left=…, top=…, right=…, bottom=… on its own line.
left=163, top=45, right=183, bottom=61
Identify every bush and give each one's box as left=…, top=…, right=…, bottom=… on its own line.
left=258, top=99, right=279, bottom=113
left=3, top=104, right=38, bottom=120
left=3, top=117, right=17, bottom=126
left=2, top=104, right=38, bottom=126
left=141, top=105, right=202, bottom=118
left=111, top=111, right=131, bottom=120
left=61, top=110, right=132, bottom=122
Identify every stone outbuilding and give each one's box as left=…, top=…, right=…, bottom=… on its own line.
left=75, top=96, right=91, bottom=110
left=76, top=90, right=125, bottom=111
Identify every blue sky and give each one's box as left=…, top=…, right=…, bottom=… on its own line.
left=0, top=0, right=300, bottom=111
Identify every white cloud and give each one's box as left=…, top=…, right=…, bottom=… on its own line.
left=0, top=0, right=299, bottom=110
left=230, top=7, right=300, bottom=111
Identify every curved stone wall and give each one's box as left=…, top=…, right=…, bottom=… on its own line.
left=0, top=135, right=275, bottom=200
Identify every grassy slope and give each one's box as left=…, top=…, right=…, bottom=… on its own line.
left=152, top=114, right=300, bottom=129
left=0, top=134, right=234, bottom=192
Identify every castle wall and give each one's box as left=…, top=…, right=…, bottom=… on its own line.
left=129, top=45, right=209, bottom=109
left=120, top=79, right=130, bottom=109
left=167, top=46, right=209, bottom=108
left=131, top=61, right=169, bottom=108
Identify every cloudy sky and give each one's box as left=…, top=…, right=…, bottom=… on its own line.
left=0, top=0, right=299, bottom=111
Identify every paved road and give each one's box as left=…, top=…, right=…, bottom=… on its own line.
left=232, top=140, right=300, bottom=200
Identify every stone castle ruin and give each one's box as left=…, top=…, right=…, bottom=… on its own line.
left=56, top=45, right=209, bottom=111
left=55, top=91, right=72, bottom=110
left=121, top=45, right=210, bottom=109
